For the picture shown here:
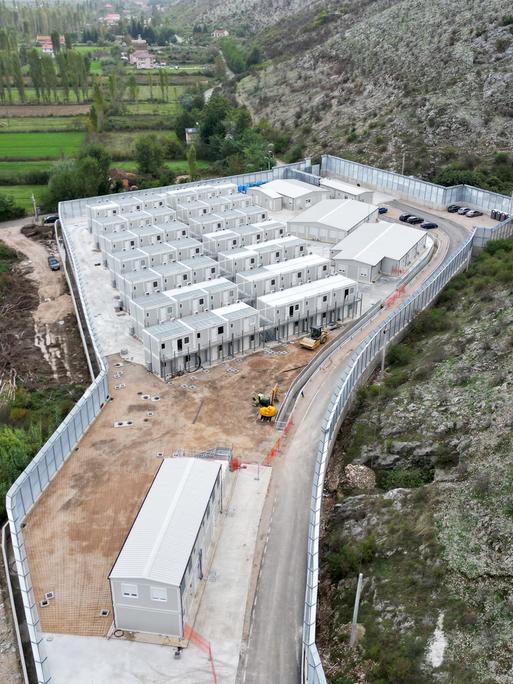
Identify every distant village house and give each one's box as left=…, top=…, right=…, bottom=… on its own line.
left=36, top=34, right=65, bottom=55
left=129, top=50, right=153, bottom=69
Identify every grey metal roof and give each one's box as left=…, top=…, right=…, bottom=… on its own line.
left=232, top=224, right=260, bottom=237
left=288, top=199, right=378, bottom=231
left=112, top=248, right=147, bottom=261
left=171, top=287, right=206, bottom=303
left=331, top=221, right=426, bottom=266
left=109, top=458, right=221, bottom=587
left=152, top=262, right=190, bottom=276
left=141, top=243, right=177, bottom=256
left=188, top=309, right=224, bottom=330
left=145, top=206, right=174, bottom=217
left=131, top=293, right=171, bottom=309
left=144, top=318, right=193, bottom=341
left=189, top=214, right=221, bottom=225
left=181, top=256, right=217, bottom=269
left=122, top=269, right=159, bottom=283
left=167, top=237, right=202, bottom=249
left=219, top=209, right=242, bottom=220
left=216, top=302, right=257, bottom=321
left=203, top=229, right=238, bottom=240
left=93, top=215, right=127, bottom=225
left=257, top=274, right=356, bottom=307
left=131, top=225, right=162, bottom=237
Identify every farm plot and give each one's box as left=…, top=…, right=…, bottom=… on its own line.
left=0, top=131, right=85, bottom=159
left=0, top=116, right=86, bottom=132
left=0, top=185, right=44, bottom=210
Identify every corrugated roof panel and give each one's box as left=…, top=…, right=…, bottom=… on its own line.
left=109, top=458, right=221, bottom=586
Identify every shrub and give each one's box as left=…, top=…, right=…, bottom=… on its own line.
left=386, top=343, right=414, bottom=367
left=412, top=307, right=449, bottom=335
left=377, top=467, right=434, bottom=490
left=0, top=194, right=25, bottom=221
left=327, top=534, right=377, bottom=583
left=495, top=37, right=510, bottom=53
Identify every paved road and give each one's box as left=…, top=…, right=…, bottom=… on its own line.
left=239, top=207, right=473, bottom=684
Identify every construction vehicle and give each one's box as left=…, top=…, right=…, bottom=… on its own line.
left=299, top=326, right=329, bottom=350
left=252, top=383, right=279, bottom=421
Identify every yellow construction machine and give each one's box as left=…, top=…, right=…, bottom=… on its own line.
left=252, top=383, right=279, bottom=421
left=299, top=326, right=329, bottom=350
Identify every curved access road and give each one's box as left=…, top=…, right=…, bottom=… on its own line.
left=238, top=208, right=473, bottom=684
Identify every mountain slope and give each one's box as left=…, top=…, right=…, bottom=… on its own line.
left=172, top=0, right=513, bottom=178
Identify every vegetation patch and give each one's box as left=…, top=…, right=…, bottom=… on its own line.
left=318, top=240, right=513, bottom=683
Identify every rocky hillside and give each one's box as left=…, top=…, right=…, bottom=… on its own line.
left=317, top=240, right=513, bottom=683
left=172, top=0, right=513, bottom=179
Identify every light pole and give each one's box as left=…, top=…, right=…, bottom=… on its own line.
left=349, top=573, right=364, bottom=647
left=380, top=327, right=388, bottom=376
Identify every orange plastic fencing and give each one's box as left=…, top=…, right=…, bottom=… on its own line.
left=262, top=416, right=294, bottom=465
left=184, top=624, right=217, bottom=683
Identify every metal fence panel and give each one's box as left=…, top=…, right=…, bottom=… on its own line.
left=302, top=198, right=513, bottom=682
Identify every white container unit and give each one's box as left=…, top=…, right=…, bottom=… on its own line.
left=188, top=214, right=226, bottom=238
left=236, top=254, right=330, bottom=300
left=143, top=302, right=259, bottom=378
left=257, top=275, right=359, bottom=338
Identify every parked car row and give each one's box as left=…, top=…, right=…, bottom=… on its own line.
left=399, top=213, right=438, bottom=229
left=490, top=209, right=510, bottom=221
left=447, top=205, right=482, bottom=217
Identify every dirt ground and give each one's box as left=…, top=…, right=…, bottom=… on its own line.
left=23, top=340, right=316, bottom=637
left=0, top=104, right=90, bottom=117
left=0, top=223, right=88, bottom=388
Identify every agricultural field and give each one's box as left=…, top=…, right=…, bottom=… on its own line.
left=0, top=116, right=86, bottom=132
left=0, top=185, right=44, bottom=211
left=0, top=160, right=54, bottom=173
left=96, top=130, right=178, bottom=157
left=0, top=132, right=85, bottom=159
left=115, top=159, right=210, bottom=174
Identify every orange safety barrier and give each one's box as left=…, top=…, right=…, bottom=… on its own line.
left=184, top=624, right=217, bottom=684
left=262, top=416, right=294, bottom=465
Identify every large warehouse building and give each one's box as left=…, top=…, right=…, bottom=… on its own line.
left=331, top=221, right=428, bottom=283
left=287, top=199, right=379, bottom=243
left=109, top=458, right=223, bottom=639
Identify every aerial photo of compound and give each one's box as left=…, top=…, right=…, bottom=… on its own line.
left=4, top=154, right=513, bottom=684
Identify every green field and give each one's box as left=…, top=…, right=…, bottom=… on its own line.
left=0, top=160, right=53, bottom=173
left=115, top=159, right=210, bottom=173
left=98, top=130, right=178, bottom=157
left=0, top=185, right=44, bottom=211
left=0, top=116, right=86, bottom=132
left=0, top=131, right=85, bottom=159
left=89, top=59, right=103, bottom=75
left=126, top=102, right=180, bottom=115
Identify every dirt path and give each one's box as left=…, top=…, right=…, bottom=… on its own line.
left=0, top=221, right=87, bottom=385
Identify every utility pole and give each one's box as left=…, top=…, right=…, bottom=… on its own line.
left=350, top=573, right=364, bottom=647
left=380, top=327, right=388, bottom=376
left=401, top=151, right=406, bottom=176
left=31, top=193, right=38, bottom=222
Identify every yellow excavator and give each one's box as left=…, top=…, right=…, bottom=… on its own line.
left=252, top=383, right=279, bottom=421
left=300, top=326, right=329, bottom=350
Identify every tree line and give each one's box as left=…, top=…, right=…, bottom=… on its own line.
left=0, top=47, right=90, bottom=103
left=0, top=0, right=93, bottom=38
